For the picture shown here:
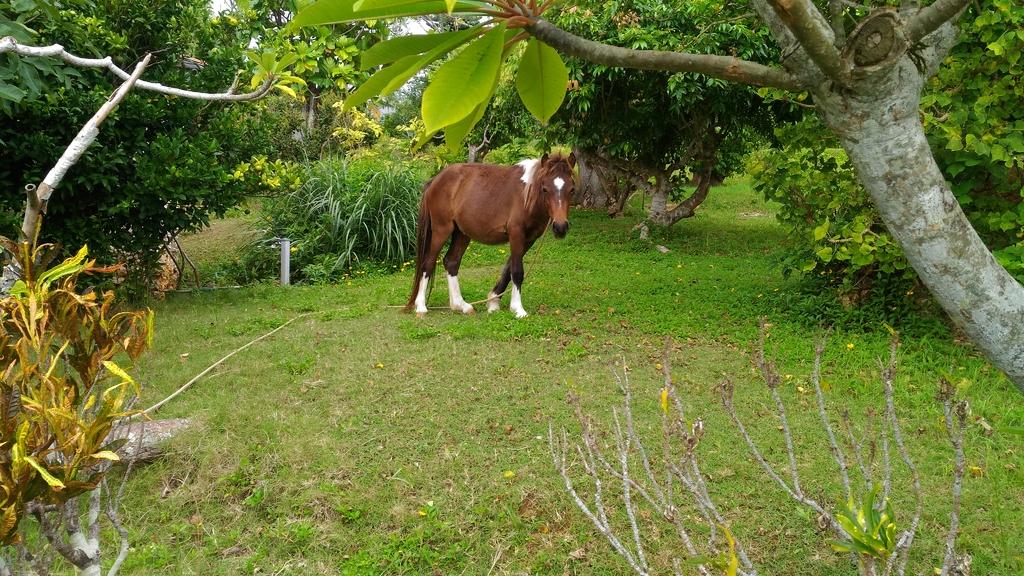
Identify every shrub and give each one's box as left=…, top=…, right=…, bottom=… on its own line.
left=0, top=242, right=150, bottom=544
left=245, top=152, right=431, bottom=283
left=922, top=3, right=1024, bottom=278
left=749, top=117, right=912, bottom=298
left=0, top=0, right=284, bottom=286
left=483, top=140, right=542, bottom=165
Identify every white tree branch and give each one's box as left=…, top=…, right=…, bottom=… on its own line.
left=903, top=0, right=971, bottom=44
left=0, top=37, right=274, bottom=102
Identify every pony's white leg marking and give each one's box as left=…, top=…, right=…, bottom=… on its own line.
left=414, top=273, right=429, bottom=316
left=447, top=273, right=474, bottom=314
left=486, top=290, right=501, bottom=313
left=509, top=284, right=528, bottom=318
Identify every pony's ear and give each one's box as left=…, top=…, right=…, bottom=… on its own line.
left=541, top=152, right=549, bottom=164
left=568, top=152, right=577, bottom=169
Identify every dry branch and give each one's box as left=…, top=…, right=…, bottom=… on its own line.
left=553, top=350, right=755, bottom=576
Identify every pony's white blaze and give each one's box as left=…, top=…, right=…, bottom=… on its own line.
left=553, top=177, right=565, bottom=191
left=447, top=273, right=473, bottom=314
left=414, top=273, right=429, bottom=315
left=486, top=291, right=501, bottom=313
left=510, top=284, right=527, bottom=318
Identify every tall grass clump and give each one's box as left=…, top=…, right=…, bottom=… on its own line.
left=246, top=154, right=430, bottom=283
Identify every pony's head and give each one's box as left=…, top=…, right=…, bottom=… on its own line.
left=537, top=152, right=576, bottom=238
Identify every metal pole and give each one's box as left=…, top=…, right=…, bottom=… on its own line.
left=279, top=237, right=290, bottom=286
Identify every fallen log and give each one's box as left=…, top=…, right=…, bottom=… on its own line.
left=108, top=418, right=192, bottom=463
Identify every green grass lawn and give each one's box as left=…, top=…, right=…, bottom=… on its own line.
left=119, top=182, right=1023, bottom=575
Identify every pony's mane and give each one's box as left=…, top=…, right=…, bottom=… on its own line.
left=517, top=159, right=540, bottom=186
left=517, top=154, right=573, bottom=207
left=517, top=158, right=540, bottom=207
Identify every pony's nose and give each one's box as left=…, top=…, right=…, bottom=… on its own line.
left=552, top=220, right=569, bottom=238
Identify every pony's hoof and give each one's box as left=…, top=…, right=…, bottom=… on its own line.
left=457, top=303, right=474, bottom=314
left=513, top=309, right=528, bottom=319
left=416, top=311, right=427, bottom=319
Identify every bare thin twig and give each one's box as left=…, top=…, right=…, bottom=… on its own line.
left=842, top=408, right=874, bottom=489
left=938, top=379, right=966, bottom=576
left=720, top=378, right=843, bottom=536
left=754, top=321, right=804, bottom=497
left=879, top=336, right=921, bottom=576
left=810, top=334, right=853, bottom=502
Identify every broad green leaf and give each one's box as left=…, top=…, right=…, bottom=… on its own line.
left=22, top=456, right=65, bottom=489
left=354, top=0, right=442, bottom=12
left=422, top=24, right=505, bottom=134
left=292, top=0, right=486, bottom=28
left=275, top=84, right=299, bottom=99
left=813, top=218, right=830, bottom=241
left=361, top=29, right=468, bottom=70
left=444, top=58, right=502, bottom=151
left=37, top=244, right=88, bottom=288
left=0, top=80, right=26, bottom=103
left=445, top=0, right=457, bottom=13
left=275, top=52, right=300, bottom=71
left=345, top=54, right=421, bottom=110
left=382, top=25, right=482, bottom=94
left=515, top=38, right=569, bottom=125
left=347, top=26, right=482, bottom=110
left=91, top=451, right=121, bottom=461
left=444, top=97, right=487, bottom=152
left=830, top=539, right=854, bottom=553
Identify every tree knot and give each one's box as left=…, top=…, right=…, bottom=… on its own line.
left=842, top=9, right=908, bottom=73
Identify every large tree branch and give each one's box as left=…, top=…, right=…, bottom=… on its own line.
left=904, top=0, right=971, bottom=44
left=526, top=19, right=804, bottom=91
left=0, top=37, right=274, bottom=101
left=767, top=0, right=850, bottom=86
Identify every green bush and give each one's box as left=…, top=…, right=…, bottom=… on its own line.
left=0, top=0, right=283, bottom=287
left=483, top=140, right=541, bottom=165
left=922, top=3, right=1024, bottom=277
left=749, top=117, right=912, bottom=299
left=243, top=152, right=432, bottom=284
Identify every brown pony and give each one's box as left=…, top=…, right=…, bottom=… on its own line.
left=404, top=152, right=576, bottom=318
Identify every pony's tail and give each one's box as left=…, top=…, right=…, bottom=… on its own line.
left=404, top=181, right=433, bottom=313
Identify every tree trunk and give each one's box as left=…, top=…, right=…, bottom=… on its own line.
left=572, top=147, right=612, bottom=209
left=816, top=61, right=1024, bottom=390
left=302, top=88, right=320, bottom=135
left=646, top=132, right=718, bottom=227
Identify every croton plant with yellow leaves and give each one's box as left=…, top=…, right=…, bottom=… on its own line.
left=0, top=241, right=151, bottom=544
